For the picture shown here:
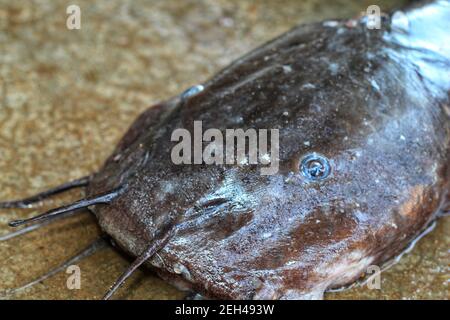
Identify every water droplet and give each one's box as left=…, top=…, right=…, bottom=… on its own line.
left=301, top=83, right=316, bottom=90
left=300, top=153, right=331, bottom=181
left=329, top=63, right=339, bottom=75
left=370, top=79, right=380, bottom=91
left=181, top=84, right=204, bottom=100
left=262, top=232, right=272, bottom=239
left=366, top=52, right=375, bottom=60
left=282, top=65, right=293, bottom=73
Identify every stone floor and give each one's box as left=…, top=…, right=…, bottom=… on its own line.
left=0, top=0, right=448, bottom=299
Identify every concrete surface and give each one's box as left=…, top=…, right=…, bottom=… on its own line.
left=0, top=0, right=448, bottom=299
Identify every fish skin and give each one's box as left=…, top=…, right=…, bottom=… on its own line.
left=88, top=1, right=450, bottom=299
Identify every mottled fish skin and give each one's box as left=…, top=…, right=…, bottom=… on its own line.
left=88, top=1, right=450, bottom=299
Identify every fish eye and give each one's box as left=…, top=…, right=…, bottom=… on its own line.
left=300, top=153, right=331, bottom=181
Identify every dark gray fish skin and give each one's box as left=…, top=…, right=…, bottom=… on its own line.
left=88, top=1, right=450, bottom=299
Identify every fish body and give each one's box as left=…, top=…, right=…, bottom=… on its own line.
left=85, top=1, right=450, bottom=299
